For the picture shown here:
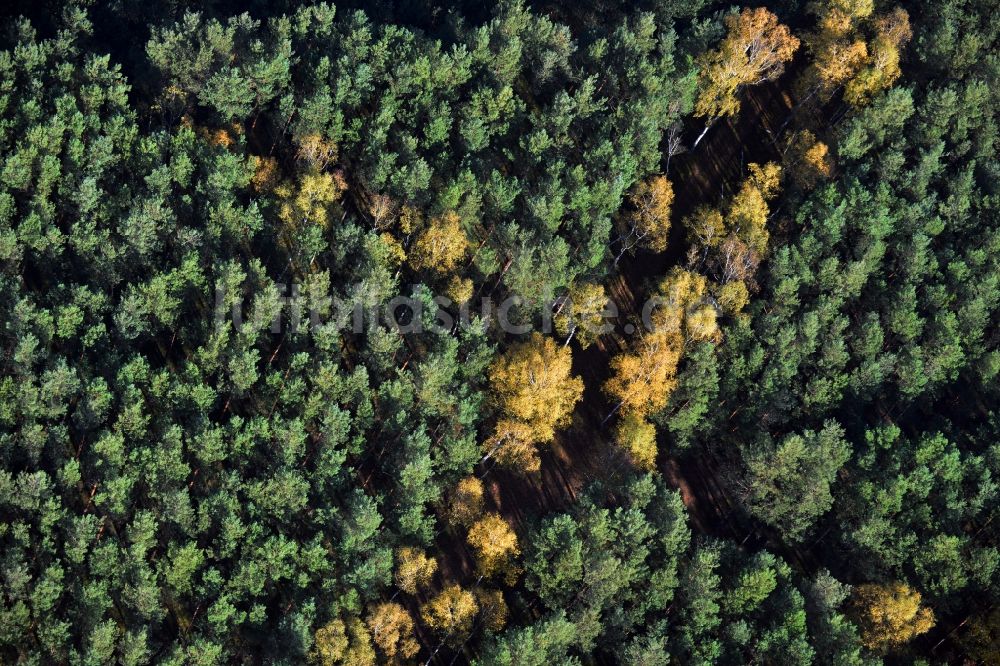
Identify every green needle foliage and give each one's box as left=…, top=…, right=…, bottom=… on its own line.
left=1, top=0, right=999, bottom=663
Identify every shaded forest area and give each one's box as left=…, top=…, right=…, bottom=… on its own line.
left=1, top=0, right=1000, bottom=664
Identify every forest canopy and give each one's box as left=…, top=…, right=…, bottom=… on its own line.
left=1, top=0, right=999, bottom=663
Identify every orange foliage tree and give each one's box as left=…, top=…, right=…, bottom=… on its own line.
left=785, top=130, right=835, bottom=190
left=467, top=513, right=520, bottom=582
left=684, top=162, right=782, bottom=297
left=797, top=0, right=874, bottom=102
left=554, top=282, right=611, bottom=349
left=394, top=546, right=437, bottom=595
left=483, top=333, right=584, bottom=472
left=615, top=175, right=674, bottom=262
left=475, top=589, right=509, bottom=632
left=443, top=475, right=485, bottom=527
left=366, top=602, right=419, bottom=661
left=420, top=584, right=478, bottom=644
left=604, top=268, right=721, bottom=466
left=408, top=211, right=470, bottom=275
left=694, top=7, right=799, bottom=143
left=850, top=582, right=935, bottom=652
left=798, top=1, right=912, bottom=107
left=604, top=329, right=683, bottom=421
left=844, top=9, right=912, bottom=106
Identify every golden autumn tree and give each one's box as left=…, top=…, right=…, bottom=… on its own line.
left=444, top=476, right=485, bottom=527
left=850, top=582, right=935, bottom=652
left=376, top=232, right=407, bottom=270
left=189, top=121, right=240, bottom=150
left=483, top=333, right=584, bottom=472
left=554, top=282, right=611, bottom=349
left=276, top=170, right=347, bottom=229
left=716, top=235, right=760, bottom=286
left=653, top=267, right=720, bottom=343
left=685, top=162, right=781, bottom=275
left=798, top=1, right=912, bottom=107
left=250, top=155, right=280, bottom=193
left=311, top=617, right=375, bottom=666
left=686, top=162, right=782, bottom=292
left=475, top=589, right=510, bottom=632
left=408, top=211, right=470, bottom=275
left=445, top=275, right=474, bottom=304
left=684, top=206, right=726, bottom=252
left=694, top=8, right=799, bottom=142
left=209, top=127, right=234, bottom=148
left=395, top=546, right=437, bottom=595
left=813, top=39, right=869, bottom=96
left=797, top=0, right=873, bottom=102
left=786, top=130, right=835, bottom=190
left=614, top=413, right=658, bottom=470
left=367, top=193, right=398, bottom=232
left=420, top=584, right=478, bottom=644
left=616, top=175, right=674, bottom=261
left=716, top=279, right=750, bottom=315
left=295, top=133, right=337, bottom=170
left=605, top=330, right=682, bottom=419
left=397, top=205, right=422, bottom=235
left=685, top=301, right=720, bottom=343
left=604, top=330, right=680, bottom=464
left=727, top=162, right=782, bottom=256
left=843, top=9, right=912, bottom=106
left=605, top=267, right=719, bottom=454
left=875, top=6, right=914, bottom=46
left=467, top=513, right=520, bottom=582
left=365, top=602, right=420, bottom=662
left=481, top=419, right=539, bottom=472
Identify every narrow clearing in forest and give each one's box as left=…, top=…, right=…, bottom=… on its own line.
left=423, top=82, right=798, bottom=658
left=480, top=80, right=794, bottom=542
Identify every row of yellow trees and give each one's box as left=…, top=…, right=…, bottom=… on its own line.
left=477, top=0, right=913, bottom=474
left=312, top=475, right=520, bottom=663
